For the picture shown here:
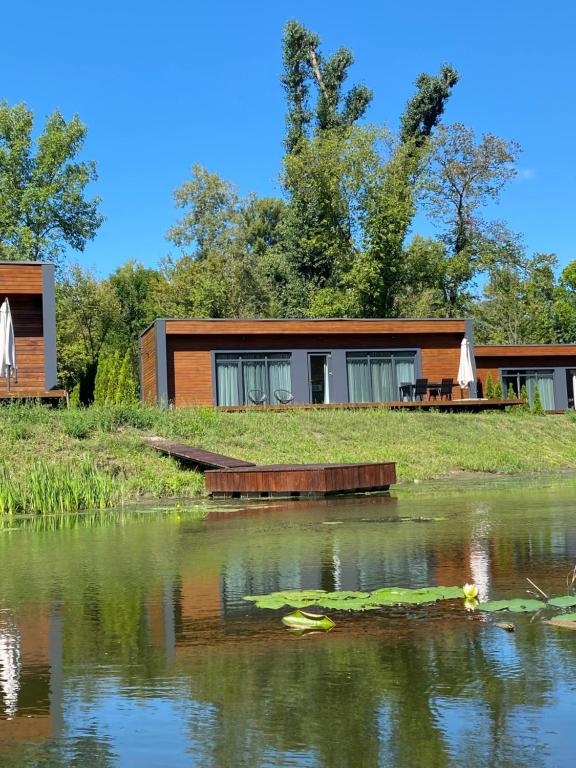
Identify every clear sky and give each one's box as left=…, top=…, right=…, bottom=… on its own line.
left=2, top=0, right=574, bottom=276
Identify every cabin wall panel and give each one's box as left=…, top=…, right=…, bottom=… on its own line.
left=140, top=327, right=158, bottom=404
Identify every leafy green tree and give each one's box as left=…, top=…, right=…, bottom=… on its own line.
left=421, top=124, right=520, bottom=312
left=553, top=260, right=576, bottom=342
left=56, top=265, right=120, bottom=397
left=0, top=101, right=103, bottom=262
left=108, top=260, right=162, bottom=363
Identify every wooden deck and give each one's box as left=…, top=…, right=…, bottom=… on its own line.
left=147, top=438, right=256, bottom=470
left=219, top=399, right=524, bottom=412
left=0, top=388, right=66, bottom=401
left=206, top=462, right=397, bottom=498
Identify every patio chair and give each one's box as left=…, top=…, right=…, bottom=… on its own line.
left=414, top=378, right=428, bottom=401
left=274, top=389, right=295, bottom=404
left=440, top=378, right=454, bottom=400
left=247, top=389, right=267, bottom=405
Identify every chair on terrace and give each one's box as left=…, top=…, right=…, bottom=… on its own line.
left=414, top=379, right=428, bottom=402
left=440, top=378, right=454, bottom=400
left=247, top=389, right=267, bottom=405
left=274, top=389, right=295, bottom=404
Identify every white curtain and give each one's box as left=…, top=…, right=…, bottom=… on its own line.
left=216, top=361, right=240, bottom=406
left=347, top=358, right=371, bottom=402
left=269, top=360, right=291, bottom=400
left=371, top=358, right=394, bottom=402
left=243, top=361, right=267, bottom=403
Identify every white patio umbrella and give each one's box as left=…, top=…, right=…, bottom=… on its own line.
left=457, top=336, right=476, bottom=398
left=0, top=298, right=17, bottom=390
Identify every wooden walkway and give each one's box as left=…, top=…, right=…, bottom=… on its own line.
left=147, top=438, right=255, bottom=470
left=148, top=438, right=397, bottom=498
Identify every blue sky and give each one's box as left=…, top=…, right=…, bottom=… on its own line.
left=2, top=1, right=574, bottom=276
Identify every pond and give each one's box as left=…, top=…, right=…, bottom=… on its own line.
left=1, top=476, right=576, bottom=767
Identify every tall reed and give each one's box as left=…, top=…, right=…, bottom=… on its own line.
left=0, top=461, right=123, bottom=515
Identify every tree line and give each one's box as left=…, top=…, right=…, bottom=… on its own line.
left=1, top=21, right=576, bottom=401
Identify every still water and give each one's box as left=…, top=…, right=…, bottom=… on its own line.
left=1, top=477, right=576, bottom=767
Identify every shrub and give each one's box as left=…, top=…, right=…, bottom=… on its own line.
left=485, top=374, right=495, bottom=399
left=532, top=384, right=545, bottom=415
left=507, top=383, right=516, bottom=400
left=493, top=380, right=503, bottom=399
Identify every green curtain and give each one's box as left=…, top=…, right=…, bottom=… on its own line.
left=216, top=361, right=240, bottom=406
left=269, top=360, right=291, bottom=401
left=347, top=358, right=371, bottom=402
left=243, top=361, right=267, bottom=404
left=370, top=358, right=394, bottom=401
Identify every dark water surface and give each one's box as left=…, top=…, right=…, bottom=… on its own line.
left=1, top=477, right=576, bottom=767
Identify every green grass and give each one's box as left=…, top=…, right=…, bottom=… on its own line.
left=2, top=402, right=576, bottom=513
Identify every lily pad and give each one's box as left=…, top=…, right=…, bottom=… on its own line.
left=545, top=612, right=576, bottom=629
left=547, top=595, right=576, bottom=609
left=281, top=610, right=335, bottom=631
left=244, top=585, right=463, bottom=612
left=479, top=598, right=546, bottom=613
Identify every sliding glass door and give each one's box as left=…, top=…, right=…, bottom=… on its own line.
left=501, top=370, right=555, bottom=410
left=346, top=351, right=416, bottom=403
left=216, top=353, right=292, bottom=406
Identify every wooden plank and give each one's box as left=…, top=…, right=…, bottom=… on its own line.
left=147, top=438, right=255, bottom=470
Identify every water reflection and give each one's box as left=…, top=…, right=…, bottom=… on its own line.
left=0, top=480, right=576, bottom=766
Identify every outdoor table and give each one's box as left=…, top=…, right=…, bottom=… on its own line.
left=398, top=382, right=415, bottom=401
left=427, top=382, right=441, bottom=399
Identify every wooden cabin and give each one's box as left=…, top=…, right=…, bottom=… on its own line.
left=139, top=318, right=474, bottom=408
left=475, top=344, right=576, bottom=411
left=0, top=261, right=64, bottom=399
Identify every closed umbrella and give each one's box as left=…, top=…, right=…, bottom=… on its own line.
left=457, top=336, right=475, bottom=398
left=0, top=298, right=17, bottom=390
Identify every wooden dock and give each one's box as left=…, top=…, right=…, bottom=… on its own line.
left=205, top=462, right=397, bottom=498
left=147, top=438, right=255, bottom=470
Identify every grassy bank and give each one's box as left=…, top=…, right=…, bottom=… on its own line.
left=2, top=403, right=576, bottom=513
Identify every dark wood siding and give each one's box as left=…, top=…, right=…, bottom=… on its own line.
left=475, top=345, right=576, bottom=393
left=140, top=326, right=157, bottom=404
left=166, top=329, right=465, bottom=407
left=0, top=263, right=46, bottom=393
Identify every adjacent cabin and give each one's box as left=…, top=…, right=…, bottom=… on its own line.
left=475, top=344, right=576, bottom=411
left=139, top=318, right=474, bottom=408
left=0, top=261, right=63, bottom=399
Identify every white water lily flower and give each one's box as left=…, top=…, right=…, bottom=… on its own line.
left=462, top=583, right=479, bottom=599
left=464, top=598, right=479, bottom=612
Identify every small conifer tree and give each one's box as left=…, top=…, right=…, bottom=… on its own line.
left=493, top=379, right=503, bottom=399
left=485, top=374, right=495, bottom=399
left=114, top=351, right=139, bottom=404
left=105, top=350, right=122, bottom=404
left=93, top=354, right=111, bottom=406
left=69, top=382, right=81, bottom=408
left=507, top=383, right=516, bottom=400
left=532, top=383, right=545, bottom=415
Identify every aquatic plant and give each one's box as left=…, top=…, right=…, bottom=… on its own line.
left=0, top=460, right=123, bottom=514
left=281, top=611, right=335, bottom=631
left=462, top=583, right=479, bottom=599
left=244, top=585, right=463, bottom=612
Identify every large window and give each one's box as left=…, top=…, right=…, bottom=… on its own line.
left=346, top=351, right=416, bottom=403
left=216, top=353, right=291, bottom=406
left=502, top=369, right=555, bottom=410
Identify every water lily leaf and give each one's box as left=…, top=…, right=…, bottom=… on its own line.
left=245, top=585, right=463, bottom=611
left=281, top=611, right=335, bottom=630
left=545, top=612, right=576, bottom=629
left=479, top=598, right=546, bottom=613
left=547, top=595, right=576, bottom=609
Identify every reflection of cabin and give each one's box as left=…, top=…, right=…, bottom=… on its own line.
left=0, top=261, right=64, bottom=399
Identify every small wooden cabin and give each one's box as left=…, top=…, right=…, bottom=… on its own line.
left=475, top=344, right=576, bottom=411
left=0, top=261, right=64, bottom=399
left=139, top=318, right=474, bottom=408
